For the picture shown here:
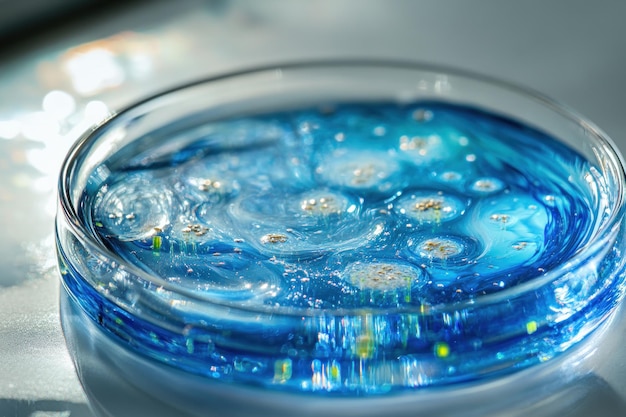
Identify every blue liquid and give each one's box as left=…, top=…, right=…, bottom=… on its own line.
left=59, top=101, right=615, bottom=394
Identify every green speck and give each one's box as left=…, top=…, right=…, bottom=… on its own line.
left=434, top=341, right=450, bottom=358
left=329, top=360, right=341, bottom=383
left=152, top=235, right=162, bottom=251
left=186, top=338, right=195, bottom=354
left=404, top=276, right=412, bottom=302
left=114, top=317, right=123, bottom=326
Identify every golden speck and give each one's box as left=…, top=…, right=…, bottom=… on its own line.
left=261, top=233, right=288, bottom=244
left=475, top=180, right=495, bottom=190
left=512, top=242, right=528, bottom=251
left=414, top=199, right=442, bottom=212
left=490, top=214, right=510, bottom=223
left=442, top=172, right=460, bottom=181
left=183, top=224, right=209, bottom=236
left=421, top=239, right=459, bottom=259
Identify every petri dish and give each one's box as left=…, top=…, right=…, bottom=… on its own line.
left=56, top=61, right=626, bottom=415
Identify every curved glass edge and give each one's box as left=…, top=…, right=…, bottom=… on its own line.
left=57, top=61, right=626, bottom=315
left=56, top=209, right=626, bottom=392
left=60, top=278, right=626, bottom=416
left=55, top=61, right=626, bottom=393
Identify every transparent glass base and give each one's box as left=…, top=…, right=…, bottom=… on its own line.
left=60, top=286, right=626, bottom=417
left=56, top=62, right=626, bottom=406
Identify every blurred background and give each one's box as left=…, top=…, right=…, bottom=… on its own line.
left=0, top=1, right=625, bottom=416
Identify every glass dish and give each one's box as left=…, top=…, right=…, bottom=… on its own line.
left=56, top=61, right=626, bottom=415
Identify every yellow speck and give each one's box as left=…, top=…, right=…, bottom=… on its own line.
left=330, top=362, right=341, bottom=381
left=356, top=334, right=376, bottom=359
left=273, top=358, right=293, bottom=383
left=526, top=320, right=538, bottom=335
left=434, top=341, right=450, bottom=358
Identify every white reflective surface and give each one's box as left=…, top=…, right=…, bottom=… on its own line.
left=0, top=1, right=625, bottom=416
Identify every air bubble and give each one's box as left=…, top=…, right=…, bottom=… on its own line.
left=181, top=163, right=240, bottom=205
left=398, top=135, right=452, bottom=165
left=469, top=177, right=505, bottom=194
left=399, top=135, right=438, bottom=153
left=297, top=190, right=351, bottom=216
left=412, top=108, right=433, bottom=122
left=94, top=174, right=173, bottom=241
left=315, top=150, right=400, bottom=193
left=440, top=171, right=463, bottom=182
left=372, top=126, right=387, bottom=136
left=462, top=193, right=548, bottom=277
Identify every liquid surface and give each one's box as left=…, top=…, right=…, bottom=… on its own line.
left=86, top=102, right=599, bottom=310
